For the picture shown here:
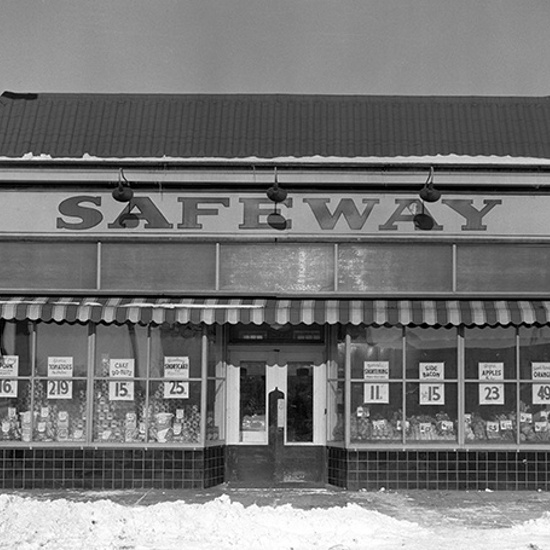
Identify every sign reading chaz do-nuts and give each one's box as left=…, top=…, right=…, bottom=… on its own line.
left=54, top=193, right=504, bottom=234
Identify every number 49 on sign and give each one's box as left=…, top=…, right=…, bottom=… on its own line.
left=533, top=384, right=550, bottom=405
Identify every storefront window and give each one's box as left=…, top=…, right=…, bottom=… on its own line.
left=405, top=327, right=458, bottom=443
left=464, top=327, right=517, bottom=444
left=148, top=325, right=202, bottom=443
left=350, top=327, right=403, bottom=443
left=519, top=326, right=550, bottom=444
left=34, top=323, right=88, bottom=442
left=0, top=321, right=33, bottom=442
left=93, top=325, right=148, bottom=443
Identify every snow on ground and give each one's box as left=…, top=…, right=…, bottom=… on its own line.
left=0, top=493, right=548, bottom=550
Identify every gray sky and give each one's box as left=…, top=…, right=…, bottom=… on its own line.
left=2, top=0, right=550, bottom=95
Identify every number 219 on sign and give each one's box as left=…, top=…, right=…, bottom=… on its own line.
left=479, top=383, right=504, bottom=405
left=47, top=380, right=73, bottom=399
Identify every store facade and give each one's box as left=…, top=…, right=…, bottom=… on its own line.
left=1, top=93, right=550, bottom=490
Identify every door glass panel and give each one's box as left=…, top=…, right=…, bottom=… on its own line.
left=286, top=362, right=313, bottom=442
left=239, top=362, right=266, bottom=442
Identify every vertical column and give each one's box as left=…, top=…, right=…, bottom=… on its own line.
left=344, top=332, right=351, bottom=447
left=200, top=328, right=208, bottom=444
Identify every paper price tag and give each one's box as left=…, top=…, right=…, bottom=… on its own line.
left=419, top=383, right=445, bottom=405
left=533, top=383, right=550, bottom=405
left=520, top=412, right=533, bottom=423
left=164, top=356, right=189, bottom=379
left=47, top=379, right=73, bottom=399
left=47, top=357, right=73, bottom=378
left=486, top=421, right=500, bottom=433
left=0, top=356, right=18, bottom=377
left=109, top=380, right=134, bottom=401
left=363, top=383, right=389, bottom=404
left=479, top=363, right=504, bottom=381
left=500, top=419, right=513, bottom=430
left=0, top=379, right=17, bottom=398
left=163, top=380, right=189, bottom=399
left=479, top=383, right=504, bottom=405
left=363, top=362, right=389, bottom=380
left=419, top=363, right=445, bottom=380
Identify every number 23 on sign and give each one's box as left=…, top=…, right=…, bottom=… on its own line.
left=479, top=383, right=504, bottom=405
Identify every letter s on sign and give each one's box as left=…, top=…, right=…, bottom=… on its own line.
left=56, top=196, right=103, bottom=230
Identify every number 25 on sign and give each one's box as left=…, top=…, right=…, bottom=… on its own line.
left=163, top=380, right=189, bottom=399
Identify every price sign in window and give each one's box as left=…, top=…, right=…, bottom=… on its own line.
left=363, top=383, right=389, bottom=404
left=47, top=357, right=73, bottom=399
left=363, top=361, right=389, bottom=380
left=479, top=383, right=505, bottom=405
left=533, top=383, right=550, bottom=405
left=108, top=359, right=135, bottom=401
left=478, top=362, right=504, bottom=381
left=0, top=356, right=18, bottom=398
left=420, top=383, right=445, bottom=405
left=419, top=362, right=445, bottom=380
left=163, top=356, right=190, bottom=399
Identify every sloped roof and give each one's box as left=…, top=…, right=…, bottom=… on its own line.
left=1, top=92, right=550, bottom=161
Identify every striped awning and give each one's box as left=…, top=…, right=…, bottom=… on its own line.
left=1, top=297, right=550, bottom=327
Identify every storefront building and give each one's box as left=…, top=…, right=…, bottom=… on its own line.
left=1, top=92, right=550, bottom=490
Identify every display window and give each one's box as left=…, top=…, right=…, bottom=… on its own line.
left=405, top=327, right=458, bottom=443
left=0, top=320, right=223, bottom=447
left=349, top=327, right=403, bottom=443
left=464, top=327, right=517, bottom=444
left=0, top=321, right=33, bottom=442
left=519, top=326, right=550, bottom=443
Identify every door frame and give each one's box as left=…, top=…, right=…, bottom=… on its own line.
left=226, top=346, right=327, bottom=446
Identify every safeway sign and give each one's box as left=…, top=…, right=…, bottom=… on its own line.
left=0, top=189, right=547, bottom=236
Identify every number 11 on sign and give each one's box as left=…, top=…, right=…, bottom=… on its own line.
left=364, top=383, right=389, bottom=404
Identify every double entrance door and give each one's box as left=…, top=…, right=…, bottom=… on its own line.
left=226, top=347, right=326, bottom=485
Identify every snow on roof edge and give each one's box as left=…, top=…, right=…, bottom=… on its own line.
left=1, top=153, right=550, bottom=166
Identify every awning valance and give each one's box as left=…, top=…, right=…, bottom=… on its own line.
left=1, top=297, right=550, bottom=327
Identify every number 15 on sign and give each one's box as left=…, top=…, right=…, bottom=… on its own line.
left=420, top=383, right=445, bottom=405
left=364, top=383, right=389, bottom=404
left=109, top=381, right=134, bottom=401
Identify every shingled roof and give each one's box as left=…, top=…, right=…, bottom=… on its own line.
left=1, top=92, right=550, bottom=161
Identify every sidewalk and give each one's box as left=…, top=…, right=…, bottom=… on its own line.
left=4, top=485, right=550, bottom=529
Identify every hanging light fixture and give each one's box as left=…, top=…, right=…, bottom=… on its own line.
left=266, top=168, right=288, bottom=230
left=419, top=166, right=441, bottom=203
left=266, top=168, right=288, bottom=203
left=413, top=167, right=441, bottom=230
left=112, top=168, right=134, bottom=203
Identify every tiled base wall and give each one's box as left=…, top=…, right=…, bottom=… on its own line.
left=0, top=446, right=225, bottom=489
left=328, top=448, right=550, bottom=490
